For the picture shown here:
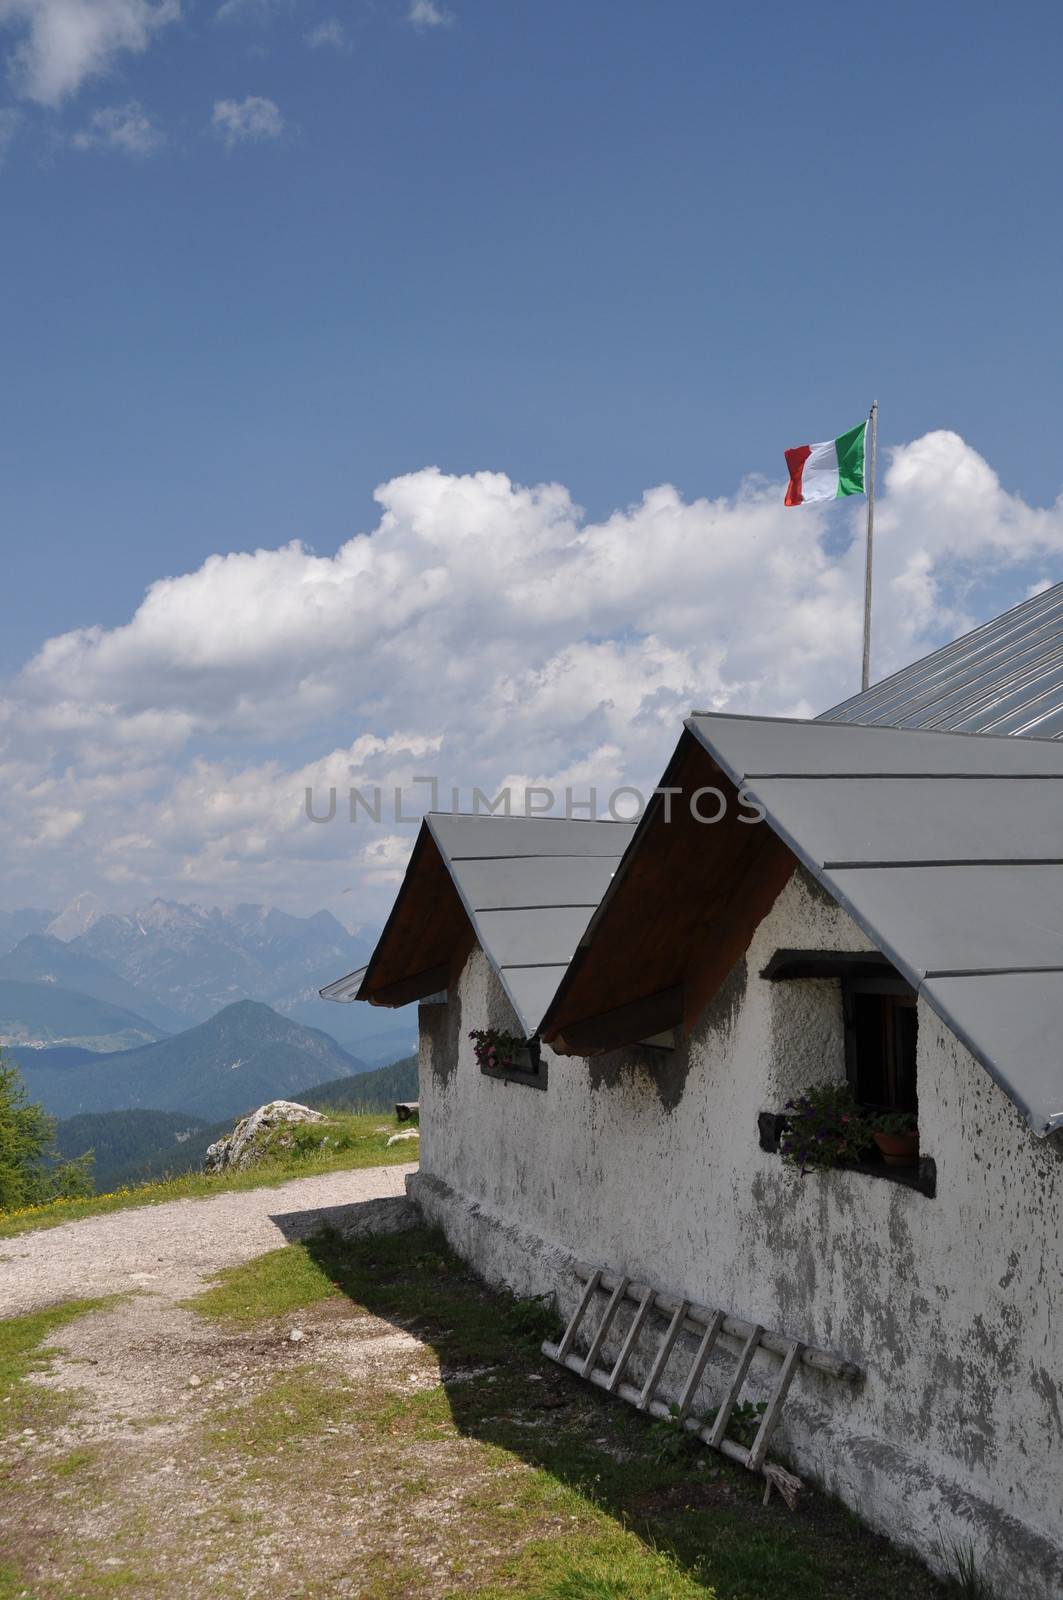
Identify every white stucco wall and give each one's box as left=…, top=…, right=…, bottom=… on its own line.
left=408, top=869, right=1063, bottom=1598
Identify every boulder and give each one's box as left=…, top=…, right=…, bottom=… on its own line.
left=205, top=1100, right=327, bottom=1174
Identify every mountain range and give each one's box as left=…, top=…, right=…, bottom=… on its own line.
left=0, top=938, right=187, bottom=1033
left=0, top=896, right=415, bottom=1063
left=13, top=999, right=369, bottom=1122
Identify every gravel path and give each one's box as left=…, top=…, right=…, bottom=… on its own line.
left=0, top=1163, right=417, bottom=1318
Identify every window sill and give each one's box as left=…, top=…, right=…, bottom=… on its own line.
left=757, top=1112, right=936, bottom=1198
left=480, top=1038, right=548, bottom=1091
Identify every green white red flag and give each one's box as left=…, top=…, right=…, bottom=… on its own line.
left=784, top=420, right=867, bottom=506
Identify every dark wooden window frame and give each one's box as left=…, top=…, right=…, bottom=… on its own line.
left=841, top=973, right=919, bottom=1117
left=760, top=950, right=931, bottom=1195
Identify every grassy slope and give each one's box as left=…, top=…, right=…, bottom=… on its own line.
left=0, top=1111, right=416, bottom=1239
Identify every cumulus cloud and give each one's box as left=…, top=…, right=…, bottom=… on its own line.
left=211, top=93, right=282, bottom=145
left=5, top=430, right=1063, bottom=919
left=305, top=16, right=345, bottom=48
left=0, top=0, right=178, bottom=106
left=71, top=98, right=161, bottom=152
left=407, top=0, right=451, bottom=27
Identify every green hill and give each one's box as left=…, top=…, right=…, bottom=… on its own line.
left=51, top=1054, right=419, bottom=1190
left=0, top=980, right=166, bottom=1053
left=53, top=1109, right=215, bottom=1191
left=19, top=1000, right=368, bottom=1122
left=303, top=1055, right=418, bottom=1111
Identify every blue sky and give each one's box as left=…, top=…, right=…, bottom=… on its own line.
left=2, top=0, right=1063, bottom=919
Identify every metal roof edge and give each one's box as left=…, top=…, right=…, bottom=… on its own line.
left=319, top=965, right=368, bottom=1003
left=687, top=708, right=1063, bottom=749
left=423, top=809, right=634, bottom=825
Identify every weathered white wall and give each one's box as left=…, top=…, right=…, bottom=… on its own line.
left=409, top=868, right=1063, bottom=1598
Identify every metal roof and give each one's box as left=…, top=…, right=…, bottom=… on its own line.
left=320, top=965, right=368, bottom=1003
left=819, top=580, right=1063, bottom=737
left=686, top=712, right=1063, bottom=1137
left=321, top=814, right=636, bottom=1036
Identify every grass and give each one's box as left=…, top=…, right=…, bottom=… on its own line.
left=465, top=1527, right=717, bottom=1599
left=0, top=1111, right=416, bottom=1239
left=208, top=1369, right=351, bottom=1460
left=185, top=1227, right=951, bottom=1600
left=188, top=1237, right=351, bottom=1326
left=0, top=1298, right=110, bottom=1440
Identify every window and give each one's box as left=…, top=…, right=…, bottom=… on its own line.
left=758, top=952, right=933, bottom=1194
left=470, top=1029, right=548, bottom=1091
left=842, top=977, right=918, bottom=1116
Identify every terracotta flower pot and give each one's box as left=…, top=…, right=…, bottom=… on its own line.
left=872, top=1130, right=920, bottom=1168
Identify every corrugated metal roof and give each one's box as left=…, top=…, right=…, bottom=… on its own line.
left=686, top=712, right=1063, bottom=1136
left=819, top=581, right=1063, bottom=737
left=321, top=814, right=636, bottom=1035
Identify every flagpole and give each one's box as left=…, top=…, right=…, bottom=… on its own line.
left=861, top=399, right=878, bottom=692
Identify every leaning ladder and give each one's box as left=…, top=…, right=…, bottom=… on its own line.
left=543, top=1261, right=862, bottom=1507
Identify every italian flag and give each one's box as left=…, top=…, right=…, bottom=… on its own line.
left=784, top=420, right=867, bottom=506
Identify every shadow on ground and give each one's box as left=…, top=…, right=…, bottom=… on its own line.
left=290, top=1221, right=952, bottom=1600
left=270, top=1193, right=418, bottom=1243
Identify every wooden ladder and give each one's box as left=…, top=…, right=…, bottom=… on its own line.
left=543, top=1262, right=862, bottom=1507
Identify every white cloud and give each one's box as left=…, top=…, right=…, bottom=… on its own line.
left=213, top=0, right=278, bottom=24
left=5, top=431, right=1063, bottom=919
left=407, top=0, right=451, bottom=27
left=305, top=16, right=345, bottom=49
left=71, top=98, right=161, bottom=152
left=0, top=0, right=178, bottom=106
left=211, top=93, right=282, bottom=146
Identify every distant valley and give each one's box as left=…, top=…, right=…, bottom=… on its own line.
left=0, top=979, right=166, bottom=1053
left=11, top=1000, right=372, bottom=1122
left=0, top=895, right=419, bottom=1188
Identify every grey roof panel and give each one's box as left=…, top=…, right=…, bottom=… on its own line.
left=500, top=966, right=570, bottom=1034
left=693, top=714, right=1063, bottom=781
left=684, top=712, right=1063, bottom=1135
left=452, top=854, right=620, bottom=911
left=827, top=866, right=1063, bottom=976
left=820, top=581, right=1063, bottom=738
left=428, top=814, right=636, bottom=859
left=324, top=814, right=634, bottom=1036
left=471, top=906, right=597, bottom=969
left=435, top=818, right=632, bottom=1031
left=747, top=777, right=1063, bottom=864
left=922, top=973, right=1063, bottom=1132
